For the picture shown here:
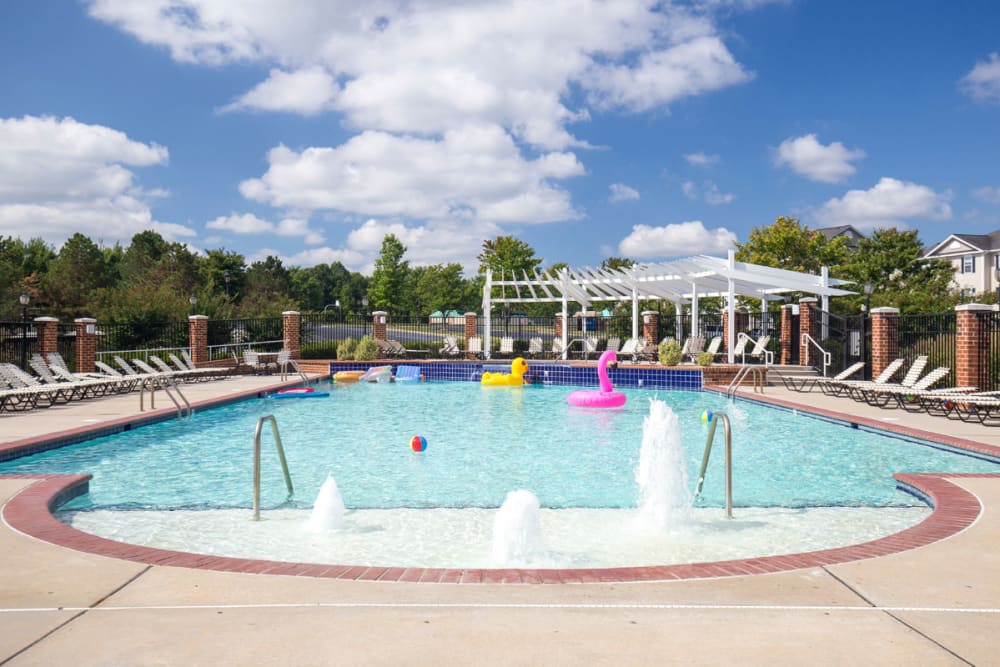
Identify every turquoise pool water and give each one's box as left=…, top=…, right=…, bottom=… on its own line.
left=2, top=380, right=997, bottom=511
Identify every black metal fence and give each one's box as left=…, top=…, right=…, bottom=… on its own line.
left=0, top=320, right=37, bottom=369
left=206, top=316, right=284, bottom=360
left=898, top=313, right=956, bottom=389
left=815, top=310, right=866, bottom=376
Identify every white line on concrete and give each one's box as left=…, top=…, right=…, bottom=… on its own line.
left=0, top=602, right=997, bottom=614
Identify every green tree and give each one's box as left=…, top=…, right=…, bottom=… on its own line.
left=412, top=263, right=473, bottom=314
left=368, top=234, right=409, bottom=314
left=41, top=233, right=114, bottom=318
left=239, top=256, right=297, bottom=316
left=0, top=237, right=54, bottom=317
left=735, top=216, right=848, bottom=274
left=200, top=249, right=246, bottom=299
left=600, top=256, right=635, bottom=272
left=837, top=228, right=958, bottom=314
left=477, top=235, right=542, bottom=277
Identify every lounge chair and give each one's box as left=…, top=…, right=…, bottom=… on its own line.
left=743, top=335, right=773, bottom=365
left=581, top=336, right=598, bottom=360
left=439, top=335, right=461, bottom=357
left=605, top=337, right=621, bottom=354
left=0, top=363, right=67, bottom=408
left=842, top=356, right=927, bottom=402
left=150, top=354, right=215, bottom=382
left=636, top=339, right=658, bottom=363
left=467, top=336, right=484, bottom=359
left=619, top=338, right=641, bottom=362
left=94, top=360, right=144, bottom=391
left=681, top=336, right=705, bottom=363
left=820, top=357, right=906, bottom=397
left=498, top=337, right=515, bottom=358
left=857, top=365, right=951, bottom=408
left=242, top=350, right=277, bottom=374
left=704, top=336, right=722, bottom=360
left=781, top=362, right=865, bottom=393
left=30, top=354, right=112, bottom=399
left=550, top=338, right=564, bottom=359
left=526, top=337, right=544, bottom=358
left=393, top=365, right=422, bottom=382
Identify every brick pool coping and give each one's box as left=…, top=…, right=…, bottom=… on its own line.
left=0, top=379, right=997, bottom=584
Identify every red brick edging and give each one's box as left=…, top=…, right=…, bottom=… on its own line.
left=1, top=472, right=986, bottom=584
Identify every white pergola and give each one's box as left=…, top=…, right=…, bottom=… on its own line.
left=482, top=250, right=854, bottom=363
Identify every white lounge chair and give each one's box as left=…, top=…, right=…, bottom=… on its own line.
left=467, top=336, right=484, bottom=359
left=526, top=337, right=544, bottom=358
left=498, top=337, right=515, bottom=357
left=781, top=362, right=865, bottom=392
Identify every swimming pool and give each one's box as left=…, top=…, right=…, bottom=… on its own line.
left=2, top=378, right=996, bottom=569
left=2, top=380, right=996, bottom=510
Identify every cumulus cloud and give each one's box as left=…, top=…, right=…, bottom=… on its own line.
left=86, top=1, right=753, bottom=150
left=972, top=186, right=1000, bottom=205
left=0, top=115, right=192, bottom=245
left=618, top=220, right=738, bottom=258
left=609, top=183, right=640, bottom=202
left=814, top=177, right=952, bottom=229
left=206, top=212, right=325, bottom=244
left=773, top=134, right=865, bottom=184
left=960, top=53, right=1000, bottom=103
left=681, top=180, right=733, bottom=204
left=239, top=124, right=583, bottom=224
left=220, top=66, right=339, bottom=115
left=684, top=151, right=719, bottom=166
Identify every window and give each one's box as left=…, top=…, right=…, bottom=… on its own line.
left=995, top=254, right=1000, bottom=270
left=962, top=287, right=977, bottom=299
left=962, top=255, right=976, bottom=273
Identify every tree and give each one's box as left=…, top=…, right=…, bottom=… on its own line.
left=477, top=236, right=542, bottom=277
left=239, top=256, right=297, bottom=316
left=41, top=233, right=114, bottom=318
left=836, top=228, right=958, bottom=314
left=735, top=216, right=848, bottom=274
left=368, top=234, right=409, bottom=313
left=600, top=256, right=635, bottom=272
left=412, top=263, right=474, bottom=314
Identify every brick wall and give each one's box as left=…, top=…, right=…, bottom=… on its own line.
left=464, top=312, right=478, bottom=359
left=956, top=304, right=991, bottom=390
left=188, top=315, right=208, bottom=365
left=642, top=310, right=658, bottom=345
left=372, top=311, right=388, bottom=341
left=35, top=317, right=59, bottom=360
left=283, top=311, right=301, bottom=359
left=780, top=304, right=795, bottom=365
left=74, top=318, right=96, bottom=373
left=870, top=307, right=899, bottom=381
left=798, top=298, right=818, bottom=366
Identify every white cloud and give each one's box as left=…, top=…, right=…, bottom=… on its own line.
left=220, top=66, right=339, bottom=115
left=773, top=134, right=865, bottom=184
left=681, top=180, right=733, bottom=205
left=960, top=53, right=1000, bottom=103
left=240, top=124, right=584, bottom=224
left=972, top=186, right=1000, bottom=205
left=609, top=183, right=640, bottom=203
left=815, top=177, right=952, bottom=230
left=0, top=115, right=192, bottom=245
left=618, top=220, right=738, bottom=258
left=87, top=1, right=753, bottom=150
left=684, top=151, right=719, bottom=166
left=206, top=212, right=325, bottom=244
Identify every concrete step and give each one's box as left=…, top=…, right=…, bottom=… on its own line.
left=764, top=365, right=819, bottom=386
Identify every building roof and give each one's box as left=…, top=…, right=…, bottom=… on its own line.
left=924, top=228, right=1000, bottom=257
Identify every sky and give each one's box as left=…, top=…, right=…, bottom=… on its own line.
left=1, top=1, right=998, bottom=276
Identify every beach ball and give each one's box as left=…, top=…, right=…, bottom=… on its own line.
left=904, top=394, right=915, bottom=403
left=700, top=410, right=713, bottom=423
left=943, top=400, right=955, bottom=411
left=410, top=435, right=427, bottom=452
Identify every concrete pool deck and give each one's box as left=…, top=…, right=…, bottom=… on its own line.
left=1, top=373, right=999, bottom=664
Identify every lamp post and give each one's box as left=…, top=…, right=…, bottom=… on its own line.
left=189, top=294, right=198, bottom=316
left=223, top=271, right=231, bottom=297
left=862, top=282, right=873, bottom=380
left=19, top=293, right=29, bottom=370
left=362, top=296, right=369, bottom=315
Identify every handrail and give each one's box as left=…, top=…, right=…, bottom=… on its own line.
left=693, top=412, right=733, bottom=518
left=726, top=366, right=764, bottom=398
left=253, top=414, right=294, bottom=521
left=737, top=332, right=774, bottom=366
left=139, top=377, right=192, bottom=419
left=800, top=333, right=832, bottom=376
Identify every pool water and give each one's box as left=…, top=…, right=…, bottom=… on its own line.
left=1, top=379, right=997, bottom=512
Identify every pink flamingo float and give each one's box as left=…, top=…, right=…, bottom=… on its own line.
left=567, top=349, right=627, bottom=408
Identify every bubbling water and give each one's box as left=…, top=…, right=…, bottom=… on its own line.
left=491, top=489, right=546, bottom=565
left=306, top=474, right=346, bottom=531
left=635, top=398, right=692, bottom=530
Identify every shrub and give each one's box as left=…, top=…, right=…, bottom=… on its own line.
left=336, top=337, right=357, bottom=360
left=696, top=351, right=715, bottom=367
left=354, top=335, right=379, bottom=361
left=658, top=339, right=682, bottom=366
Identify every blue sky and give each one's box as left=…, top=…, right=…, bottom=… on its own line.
left=1, top=1, right=998, bottom=275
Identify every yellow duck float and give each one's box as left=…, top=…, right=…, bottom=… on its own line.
left=481, top=357, right=529, bottom=386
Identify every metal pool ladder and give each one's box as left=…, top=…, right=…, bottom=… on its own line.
left=693, top=412, right=733, bottom=518
left=139, top=377, right=192, bottom=420
left=252, top=414, right=294, bottom=521
left=726, top=366, right=764, bottom=398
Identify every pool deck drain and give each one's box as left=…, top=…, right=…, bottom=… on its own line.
left=1, top=374, right=999, bottom=663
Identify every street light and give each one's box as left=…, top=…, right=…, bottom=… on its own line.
left=223, top=271, right=231, bottom=297
left=189, top=294, right=197, bottom=316
left=19, top=293, right=29, bottom=370
left=361, top=296, right=369, bottom=315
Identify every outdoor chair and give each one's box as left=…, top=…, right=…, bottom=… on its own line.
left=604, top=337, right=621, bottom=354
left=743, top=335, right=773, bottom=365
left=857, top=365, right=952, bottom=408
left=781, top=361, right=865, bottom=393
left=704, top=336, right=722, bottom=360
left=0, top=363, right=68, bottom=407
left=636, top=339, right=658, bottom=363
left=681, top=336, right=705, bottom=363
left=242, top=350, right=277, bottom=374
left=94, top=360, right=144, bottom=391
left=29, top=354, right=112, bottom=399
left=467, top=336, right=484, bottom=359
left=550, top=338, right=565, bottom=359
left=439, top=335, right=461, bottom=357
left=498, top=337, right=515, bottom=358
left=150, top=354, right=216, bottom=383
left=526, top=337, right=544, bottom=358
left=581, top=336, right=598, bottom=360
left=275, top=349, right=307, bottom=381
left=618, top=338, right=641, bottom=362
left=820, top=357, right=905, bottom=397
left=843, top=355, right=927, bottom=402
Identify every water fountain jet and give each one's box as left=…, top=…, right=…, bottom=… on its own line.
left=306, top=473, right=346, bottom=531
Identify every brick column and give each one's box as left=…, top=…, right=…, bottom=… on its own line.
left=33, top=317, right=58, bottom=363
left=956, top=304, right=992, bottom=391
left=641, top=310, right=658, bottom=346
left=188, top=315, right=208, bottom=365
left=780, top=304, right=796, bottom=365
left=870, top=307, right=900, bottom=382
left=798, top=298, right=818, bottom=367
left=554, top=313, right=564, bottom=339
left=464, top=312, right=478, bottom=359
left=722, top=310, right=729, bottom=349
left=282, top=310, right=301, bottom=360
left=74, top=318, right=97, bottom=373
left=372, top=311, right=388, bottom=341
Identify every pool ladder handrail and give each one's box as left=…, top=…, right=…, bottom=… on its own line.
left=139, top=377, right=192, bottom=420
left=693, top=412, right=733, bottom=518
left=800, top=333, right=832, bottom=377
left=253, top=414, right=294, bottom=521
left=726, top=366, right=764, bottom=398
